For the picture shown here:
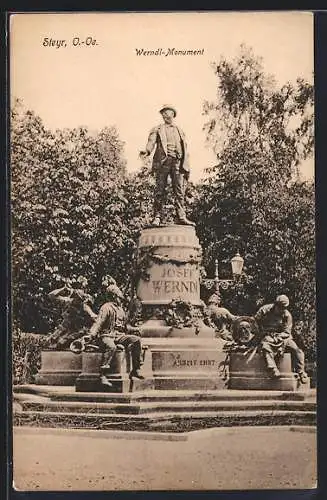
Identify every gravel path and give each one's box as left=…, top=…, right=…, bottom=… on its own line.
left=13, top=426, right=316, bottom=491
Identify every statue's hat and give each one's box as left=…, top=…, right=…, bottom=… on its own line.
left=275, top=294, right=289, bottom=307
left=160, top=104, right=177, bottom=117
left=106, top=284, right=124, bottom=300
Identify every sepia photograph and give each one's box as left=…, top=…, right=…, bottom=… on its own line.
left=10, top=11, right=316, bottom=491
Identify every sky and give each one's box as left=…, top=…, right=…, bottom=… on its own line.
left=10, top=12, right=314, bottom=182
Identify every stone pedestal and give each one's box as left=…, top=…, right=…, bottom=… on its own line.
left=35, top=350, right=82, bottom=386
left=75, top=350, right=155, bottom=393
left=134, top=224, right=224, bottom=391
left=137, top=225, right=202, bottom=304
left=146, top=337, right=226, bottom=390
left=137, top=225, right=207, bottom=335
left=229, top=353, right=310, bottom=391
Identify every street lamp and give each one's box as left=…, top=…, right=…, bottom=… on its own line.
left=230, top=252, right=244, bottom=278
left=203, top=252, right=244, bottom=296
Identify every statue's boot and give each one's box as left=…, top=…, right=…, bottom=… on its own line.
left=129, top=369, right=145, bottom=380
left=100, top=374, right=113, bottom=387
left=100, top=347, right=116, bottom=388
left=268, top=366, right=281, bottom=379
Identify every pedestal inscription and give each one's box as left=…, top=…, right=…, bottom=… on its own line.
left=137, top=225, right=202, bottom=306
left=152, top=350, right=222, bottom=372
left=151, top=263, right=199, bottom=300
left=150, top=342, right=226, bottom=390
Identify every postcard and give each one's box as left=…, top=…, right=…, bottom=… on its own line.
left=10, top=11, right=316, bottom=491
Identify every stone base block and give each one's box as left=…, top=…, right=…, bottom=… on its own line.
left=148, top=337, right=226, bottom=390
left=75, top=350, right=155, bottom=393
left=35, top=350, right=82, bottom=386
left=229, top=374, right=302, bottom=391
left=229, top=353, right=310, bottom=391
left=75, top=337, right=227, bottom=392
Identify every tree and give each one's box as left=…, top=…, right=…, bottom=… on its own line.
left=192, top=46, right=315, bottom=362
left=203, top=45, right=313, bottom=177
left=11, top=99, right=131, bottom=332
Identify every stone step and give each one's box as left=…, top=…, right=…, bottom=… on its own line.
left=13, top=385, right=315, bottom=403
left=20, top=399, right=316, bottom=415
left=13, top=409, right=316, bottom=431
left=21, top=401, right=141, bottom=414
left=14, top=392, right=51, bottom=403
left=52, top=391, right=315, bottom=403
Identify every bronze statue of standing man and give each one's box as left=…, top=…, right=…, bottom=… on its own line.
left=140, top=105, right=194, bottom=226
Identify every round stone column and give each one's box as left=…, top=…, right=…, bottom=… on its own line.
left=136, top=225, right=215, bottom=339
left=137, top=224, right=202, bottom=306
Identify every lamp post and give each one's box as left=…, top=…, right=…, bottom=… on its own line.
left=231, top=252, right=244, bottom=279
left=203, top=251, right=244, bottom=298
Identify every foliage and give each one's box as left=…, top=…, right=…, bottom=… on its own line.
left=11, top=99, right=133, bottom=331
left=164, top=299, right=202, bottom=333
left=192, top=46, right=315, bottom=358
left=123, top=162, right=156, bottom=231
left=12, top=324, right=47, bottom=384
left=203, top=45, right=313, bottom=172
left=293, top=319, right=316, bottom=365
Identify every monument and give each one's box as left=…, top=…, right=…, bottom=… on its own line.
left=68, top=223, right=226, bottom=392
left=34, top=104, right=309, bottom=393
left=75, top=103, right=227, bottom=391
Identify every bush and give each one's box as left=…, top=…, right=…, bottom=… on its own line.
left=12, top=325, right=48, bottom=384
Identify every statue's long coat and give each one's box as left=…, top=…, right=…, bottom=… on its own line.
left=145, top=123, right=190, bottom=176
